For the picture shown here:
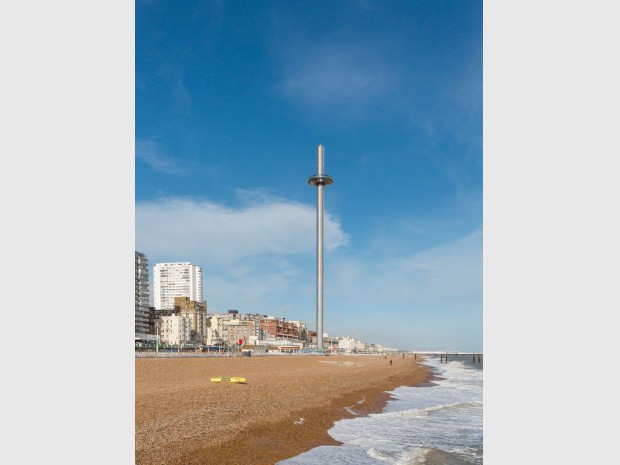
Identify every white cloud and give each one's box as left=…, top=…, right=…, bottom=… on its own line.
left=136, top=193, right=348, bottom=313
left=136, top=194, right=348, bottom=265
left=136, top=194, right=480, bottom=348
left=135, top=139, right=187, bottom=175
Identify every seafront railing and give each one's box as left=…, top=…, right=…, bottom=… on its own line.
left=136, top=352, right=263, bottom=358
left=134, top=351, right=318, bottom=358
left=134, top=351, right=393, bottom=359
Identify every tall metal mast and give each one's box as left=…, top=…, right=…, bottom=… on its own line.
left=307, top=145, right=333, bottom=351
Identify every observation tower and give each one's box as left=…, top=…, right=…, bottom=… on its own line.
left=307, top=145, right=333, bottom=351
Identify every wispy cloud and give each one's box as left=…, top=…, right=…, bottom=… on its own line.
left=135, top=139, right=187, bottom=175
left=306, top=229, right=483, bottom=349
left=379, top=230, right=482, bottom=298
left=330, top=230, right=481, bottom=304
left=277, top=41, right=396, bottom=117
left=172, top=75, right=191, bottom=112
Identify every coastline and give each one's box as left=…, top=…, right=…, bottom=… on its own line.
left=136, top=354, right=430, bottom=465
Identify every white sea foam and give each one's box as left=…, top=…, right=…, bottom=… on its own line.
left=366, top=447, right=394, bottom=461
left=395, top=447, right=430, bottom=465
left=277, top=357, right=483, bottom=465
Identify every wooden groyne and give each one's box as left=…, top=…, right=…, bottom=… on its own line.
left=411, top=351, right=483, bottom=364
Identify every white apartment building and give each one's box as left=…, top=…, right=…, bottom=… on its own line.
left=153, top=262, right=204, bottom=311
left=135, top=251, right=150, bottom=338
left=158, top=315, right=191, bottom=345
left=338, top=336, right=357, bottom=351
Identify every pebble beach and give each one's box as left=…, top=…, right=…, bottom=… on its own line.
left=135, top=354, right=429, bottom=465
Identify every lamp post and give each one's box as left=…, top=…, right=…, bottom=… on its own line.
left=155, top=320, right=159, bottom=353
left=307, top=145, right=333, bottom=351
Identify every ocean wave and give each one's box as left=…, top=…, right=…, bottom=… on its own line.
left=396, top=447, right=431, bottom=464
left=388, top=401, right=482, bottom=419
left=366, top=447, right=394, bottom=461
left=279, top=356, right=482, bottom=465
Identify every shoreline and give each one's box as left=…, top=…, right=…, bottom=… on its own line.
left=136, top=354, right=430, bottom=465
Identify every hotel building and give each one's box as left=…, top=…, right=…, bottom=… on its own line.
left=153, top=262, right=203, bottom=311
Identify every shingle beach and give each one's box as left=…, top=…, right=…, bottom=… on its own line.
left=135, top=354, right=430, bottom=465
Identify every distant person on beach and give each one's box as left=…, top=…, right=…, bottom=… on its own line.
left=390, top=360, right=393, bottom=366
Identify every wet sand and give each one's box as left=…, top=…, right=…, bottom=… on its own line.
left=135, top=354, right=429, bottom=465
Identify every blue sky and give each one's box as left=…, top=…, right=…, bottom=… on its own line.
left=135, top=0, right=482, bottom=351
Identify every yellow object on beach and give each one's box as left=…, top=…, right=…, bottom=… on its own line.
left=210, top=376, right=246, bottom=383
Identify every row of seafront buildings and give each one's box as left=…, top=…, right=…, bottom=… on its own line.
left=135, top=251, right=394, bottom=353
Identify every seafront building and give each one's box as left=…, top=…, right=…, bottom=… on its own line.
left=337, top=336, right=368, bottom=353
left=206, top=310, right=265, bottom=345
left=225, top=319, right=257, bottom=345
left=288, top=321, right=309, bottom=342
left=260, top=316, right=299, bottom=340
left=204, top=311, right=311, bottom=349
left=174, top=297, right=207, bottom=343
left=136, top=260, right=389, bottom=351
left=153, top=262, right=204, bottom=311
left=135, top=251, right=150, bottom=339
left=206, top=314, right=226, bottom=345
left=134, top=259, right=387, bottom=350
left=338, top=336, right=356, bottom=351
left=159, top=314, right=191, bottom=346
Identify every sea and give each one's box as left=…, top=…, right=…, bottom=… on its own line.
left=277, top=355, right=483, bottom=465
